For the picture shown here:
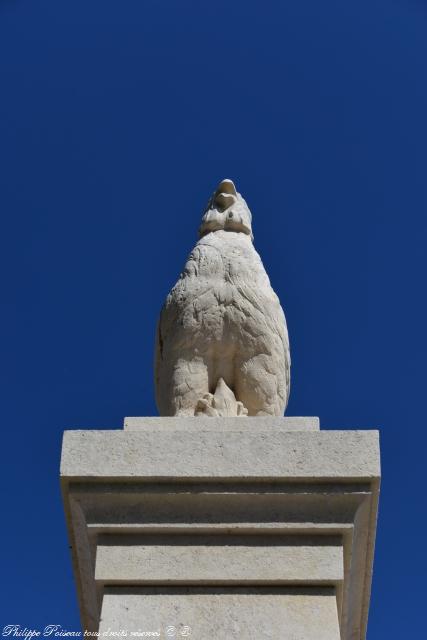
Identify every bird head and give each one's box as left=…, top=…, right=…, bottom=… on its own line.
left=199, top=179, right=253, bottom=240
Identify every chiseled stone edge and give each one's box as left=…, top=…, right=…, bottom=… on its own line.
left=123, top=416, right=320, bottom=431
left=94, top=536, right=344, bottom=584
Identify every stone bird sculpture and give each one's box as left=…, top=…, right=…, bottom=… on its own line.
left=155, top=179, right=290, bottom=417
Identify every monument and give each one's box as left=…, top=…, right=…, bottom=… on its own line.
left=61, top=179, right=380, bottom=639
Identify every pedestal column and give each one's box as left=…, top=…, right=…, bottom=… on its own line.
left=61, top=417, right=380, bottom=640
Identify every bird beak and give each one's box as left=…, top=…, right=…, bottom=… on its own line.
left=214, top=179, right=237, bottom=210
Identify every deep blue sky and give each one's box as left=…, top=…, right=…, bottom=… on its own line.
left=1, top=0, right=426, bottom=636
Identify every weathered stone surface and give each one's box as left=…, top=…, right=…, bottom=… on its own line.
left=61, top=428, right=380, bottom=480
left=99, top=588, right=341, bottom=640
left=155, top=179, right=291, bottom=417
left=95, top=535, right=343, bottom=584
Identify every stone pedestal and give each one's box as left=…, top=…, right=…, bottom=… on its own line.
left=60, top=417, right=380, bottom=640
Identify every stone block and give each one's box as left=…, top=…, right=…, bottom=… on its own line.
left=99, top=588, right=341, bottom=640
left=61, top=428, right=379, bottom=481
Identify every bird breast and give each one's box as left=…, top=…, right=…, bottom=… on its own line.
left=181, top=231, right=271, bottom=291
left=164, top=230, right=282, bottom=340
